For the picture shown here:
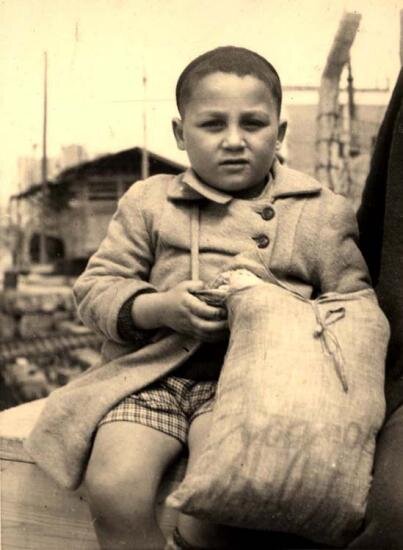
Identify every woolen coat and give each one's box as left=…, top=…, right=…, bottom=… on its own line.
left=25, top=159, right=370, bottom=489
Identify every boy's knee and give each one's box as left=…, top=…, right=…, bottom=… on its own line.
left=84, top=460, right=155, bottom=519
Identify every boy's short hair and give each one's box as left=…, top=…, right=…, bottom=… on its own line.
left=176, top=46, right=282, bottom=117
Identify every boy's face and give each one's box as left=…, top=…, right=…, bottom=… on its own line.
left=173, top=71, right=286, bottom=194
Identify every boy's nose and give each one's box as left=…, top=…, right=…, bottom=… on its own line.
left=222, top=127, right=245, bottom=149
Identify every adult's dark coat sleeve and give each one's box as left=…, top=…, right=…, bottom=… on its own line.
left=357, top=68, right=403, bottom=416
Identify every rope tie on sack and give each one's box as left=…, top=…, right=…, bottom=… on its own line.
left=312, top=305, right=348, bottom=392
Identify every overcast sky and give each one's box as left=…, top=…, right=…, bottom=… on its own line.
left=1, top=0, right=402, bottom=204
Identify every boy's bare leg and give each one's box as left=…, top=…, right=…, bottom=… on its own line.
left=84, top=422, right=182, bottom=550
left=176, top=413, right=235, bottom=549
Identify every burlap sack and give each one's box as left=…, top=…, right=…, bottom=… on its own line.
left=167, top=283, right=389, bottom=547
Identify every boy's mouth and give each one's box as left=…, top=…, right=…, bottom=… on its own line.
left=219, top=159, right=249, bottom=166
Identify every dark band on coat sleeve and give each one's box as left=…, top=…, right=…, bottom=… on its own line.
left=117, top=289, right=158, bottom=342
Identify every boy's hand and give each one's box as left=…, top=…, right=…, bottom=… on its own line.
left=161, top=281, right=228, bottom=342
left=132, top=281, right=228, bottom=342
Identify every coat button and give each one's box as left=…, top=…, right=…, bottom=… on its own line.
left=260, top=206, right=275, bottom=221
left=253, top=234, right=270, bottom=248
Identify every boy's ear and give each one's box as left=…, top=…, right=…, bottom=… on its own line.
left=276, top=120, right=287, bottom=149
left=172, top=118, right=186, bottom=151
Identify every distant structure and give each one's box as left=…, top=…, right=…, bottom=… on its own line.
left=313, top=11, right=392, bottom=210
left=9, top=147, right=185, bottom=272
left=17, top=157, right=40, bottom=190
left=59, top=145, right=88, bottom=170
left=17, top=156, right=58, bottom=193
left=285, top=96, right=387, bottom=180
left=16, top=144, right=88, bottom=194
left=281, top=14, right=389, bottom=212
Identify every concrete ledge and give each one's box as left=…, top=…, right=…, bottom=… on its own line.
left=0, top=399, right=46, bottom=462
left=0, top=399, right=185, bottom=549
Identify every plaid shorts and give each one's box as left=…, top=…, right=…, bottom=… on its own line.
left=98, top=377, right=217, bottom=444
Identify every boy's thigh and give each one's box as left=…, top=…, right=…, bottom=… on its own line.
left=187, top=410, right=213, bottom=462
left=85, top=421, right=183, bottom=492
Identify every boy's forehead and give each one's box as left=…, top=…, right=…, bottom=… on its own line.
left=186, top=72, right=277, bottom=112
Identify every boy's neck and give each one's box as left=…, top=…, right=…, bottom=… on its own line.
left=192, top=171, right=271, bottom=201
left=229, top=176, right=270, bottom=200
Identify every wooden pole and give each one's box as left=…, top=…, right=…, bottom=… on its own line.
left=315, top=12, right=361, bottom=190
left=347, top=58, right=359, bottom=156
left=39, top=51, right=48, bottom=264
left=141, top=66, right=149, bottom=180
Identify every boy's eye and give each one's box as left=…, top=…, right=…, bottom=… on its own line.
left=199, top=120, right=225, bottom=130
left=242, top=119, right=267, bottom=130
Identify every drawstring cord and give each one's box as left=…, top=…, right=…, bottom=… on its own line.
left=190, top=203, right=200, bottom=281
left=312, top=305, right=348, bottom=392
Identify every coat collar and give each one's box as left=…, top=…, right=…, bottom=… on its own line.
left=167, top=158, right=322, bottom=204
left=168, top=168, right=233, bottom=204
left=270, top=159, right=322, bottom=200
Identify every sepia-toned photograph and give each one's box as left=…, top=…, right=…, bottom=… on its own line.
left=1, top=0, right=402, bottom=548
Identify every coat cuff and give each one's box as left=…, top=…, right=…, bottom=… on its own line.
left=117, top=289, right=157, bottom=343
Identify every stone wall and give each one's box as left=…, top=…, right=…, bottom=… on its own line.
left=0, top=286, right=102, bottom=409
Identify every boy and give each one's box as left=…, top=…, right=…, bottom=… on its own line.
left=26, top=46, right=370, bottom=549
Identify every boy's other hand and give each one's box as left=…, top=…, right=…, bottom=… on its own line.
left=161, top=281, right=228, bottom=342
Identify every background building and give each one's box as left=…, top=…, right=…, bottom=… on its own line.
left=9, top=147, right=185, bottom=271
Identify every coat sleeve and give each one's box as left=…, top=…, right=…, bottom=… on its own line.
left=73, top=182, right=158, bottom=343
left=313, top=192, right=371, bottom=294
